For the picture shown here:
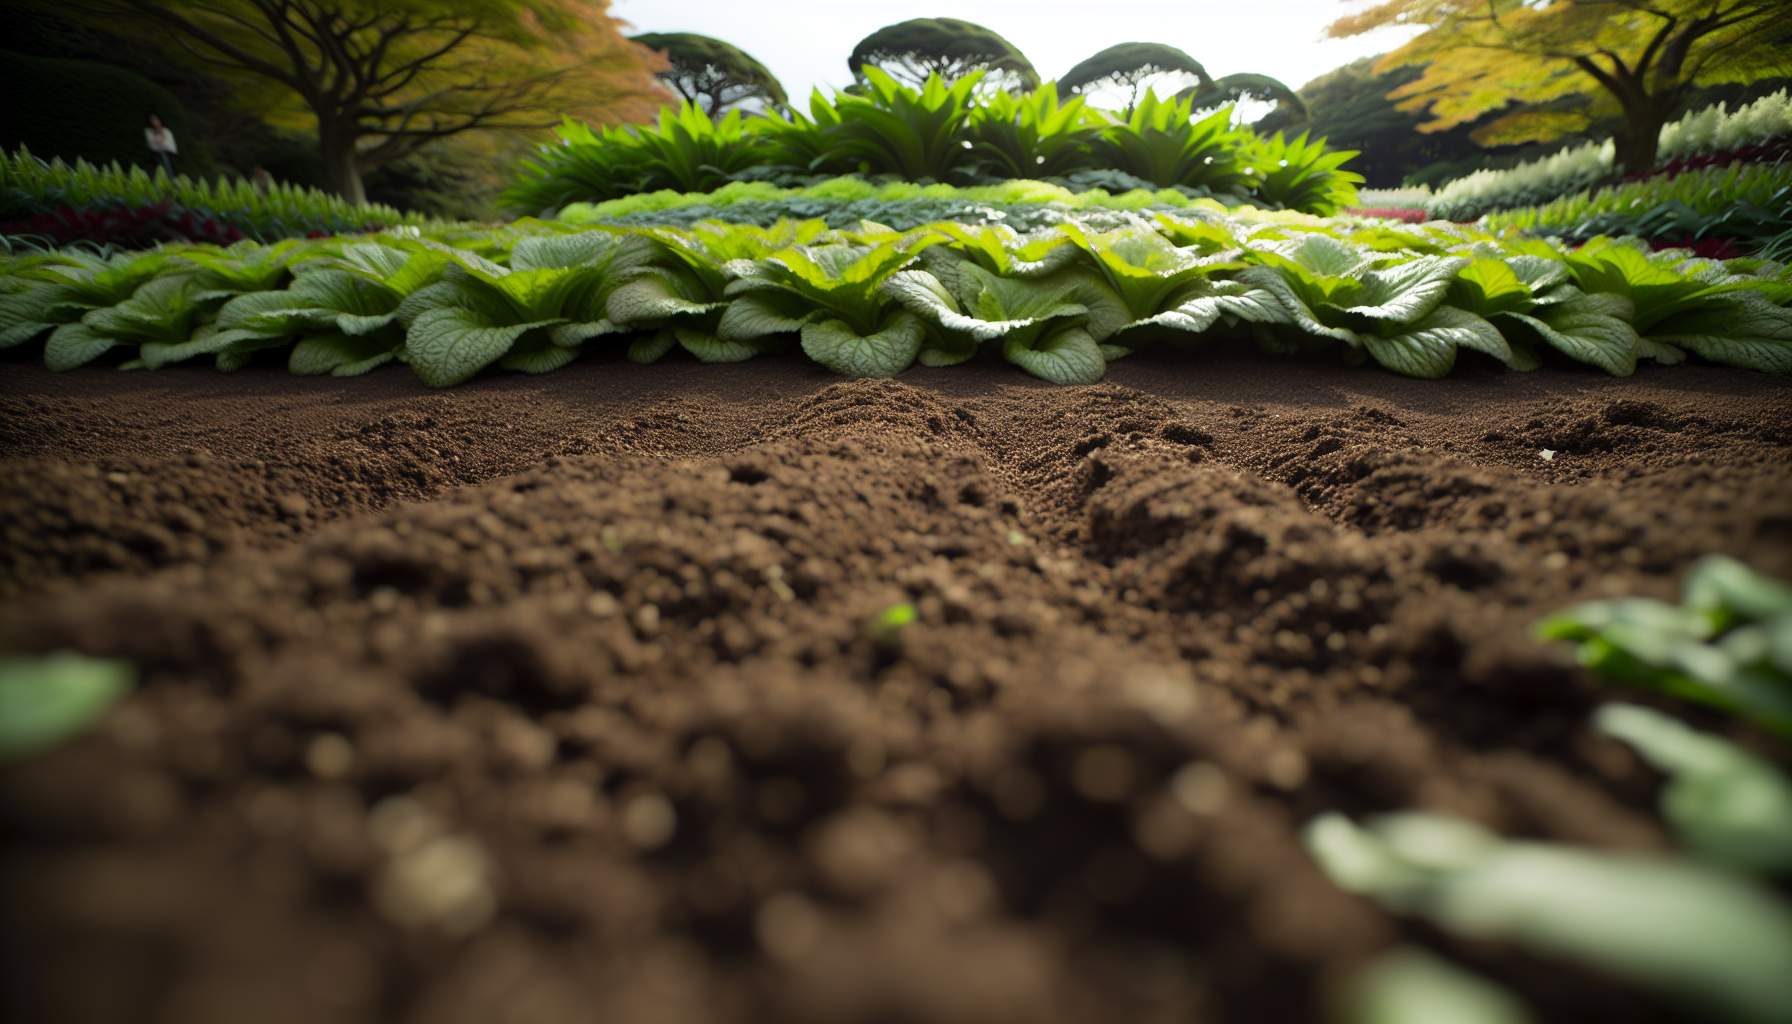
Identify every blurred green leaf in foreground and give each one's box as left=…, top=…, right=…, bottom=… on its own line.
left=0, top=652, right=133, bottom=760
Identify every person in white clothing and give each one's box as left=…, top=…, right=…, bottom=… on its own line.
left=144, top=113, right=177, bottom=178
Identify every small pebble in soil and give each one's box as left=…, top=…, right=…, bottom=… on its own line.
left=373, top=833, right=495, bottom=936
left=1073, top=745, right=1137, bottom=802
left=756, top=892, right=823, bottom=960
left=305, top=733, right=354, bottom=780
left=1171, top=762, right=1229, bottom=815
left=1266, top=749, right=1309, bottom=790
left=622, top=791, right=677, bottom=849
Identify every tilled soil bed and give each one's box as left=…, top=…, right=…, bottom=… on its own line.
left=3, top=353, right=1790, bottom=1024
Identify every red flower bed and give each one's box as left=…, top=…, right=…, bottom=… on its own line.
left=1647, top=236, right=1745, bottom=260
left=1627, top=139, right=1791, bottom=182
left=1, top=202, right=246, bottom=248
left=1344, top=206, right=1428, bottom=222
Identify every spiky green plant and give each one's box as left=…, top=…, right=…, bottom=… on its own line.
left=965, top=83, right=1104, bottom=180
left=823, top=68, right=984, bottom=182
left=1089, top=92, right=1254, bottom=197
left=1244, top=132, right=1363, bottom=216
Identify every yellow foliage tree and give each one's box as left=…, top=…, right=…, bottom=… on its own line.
left=1327, top=0, right=1792, bottom=172
left=47, top=0, right=669, bottom=202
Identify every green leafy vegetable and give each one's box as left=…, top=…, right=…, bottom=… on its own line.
left=1538, top=556, right=1792, bottom=735
left=1341, top=949, right=1534, bottom=1024
left=0, top=653, right=134, bottom=760
left=5, top=207, right=1790, bottom=386
left=1305, top=811, right=1792, bottom=1024
left=1594, top=704, right=1792, bottom=874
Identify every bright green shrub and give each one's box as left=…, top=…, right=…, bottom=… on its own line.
left=965, top=84, right=1104, bottom=180
left=824, top=68, right=984, bottom=181
left=505, top=75, right=1360, bottom=214
left=1244, top=132, right=1364, bottom=217
left=1089, top=93, right=1253, bottom=197
left=503, top=105, right=773, bottom=215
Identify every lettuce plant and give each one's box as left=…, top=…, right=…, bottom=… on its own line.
left=1309, top=690, right=1792, bottom=1024
left=1242, top=239, right=1500, bottom=377
left=400, top=232, right=649, bottom=386
left=918, top=222, right=1081, bottom=279
left=0, top=250, right=177, bottom=362
left=1559, top=240, right=1792, bottom=373
left=83, top=276, right=261, bottom=370
left=175, top=240, right=307, bottom=301
left=214, top=241, right=458, bottom=376
left=1593, top=704, right=1792, bottom=874
left=1438, top=254, right=1654, bottom=375
left=887, top=258, right=1102, bottom=382
left=5, top=212, right=1790, bottom=384
left=0, top=654, right=133, bottom=761
left=606, top=220, right=827, bottom=363
left=1055, top=222, right=1280, bottom=354
left=720, top=235, right=942, bottom=377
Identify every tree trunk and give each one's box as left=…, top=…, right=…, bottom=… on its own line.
left=319, top=125, right=367, bottom=205
left=1613, top=96, right=1670, bottom=175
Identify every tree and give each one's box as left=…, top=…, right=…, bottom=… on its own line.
left=631, top=31, right=786, bottom=115
left=847, top=18, right=1039, bottom=92
left=1328, top=0, right=1792, bottom=173
left=1281, top=58, right=1479, bottom=186
left=1184, top=73, right=1308, bottom=126
left=1058, top=42, right=1211, bottom=115
left=43, top=0, right=668, bottom=203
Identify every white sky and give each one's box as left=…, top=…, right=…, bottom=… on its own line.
left=611, top=0, right=1420, bottom=102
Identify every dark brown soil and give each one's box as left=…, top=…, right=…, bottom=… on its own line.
left=2, top=353, right=1790, bottom=1024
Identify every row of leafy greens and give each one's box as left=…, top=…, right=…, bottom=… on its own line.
left=3, top=210, right=1789, bottom=387
left=1480, top=160, right=1792, bottom=248
left=503, top=70, right=1363, bottom=216
left=2, top=147, right=419, bottom=246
